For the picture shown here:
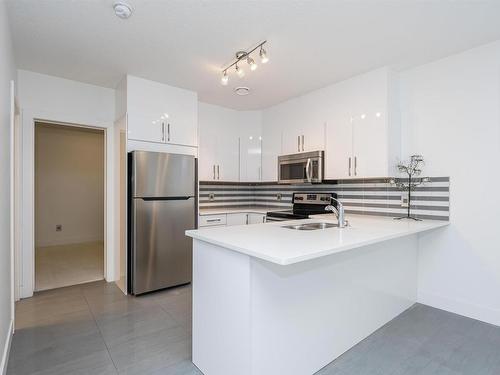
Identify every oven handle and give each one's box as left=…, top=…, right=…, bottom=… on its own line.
left=306, top=158, right=312, bottom=183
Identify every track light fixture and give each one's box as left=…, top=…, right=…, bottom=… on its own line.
left=220, top=40, right=269, bottom=86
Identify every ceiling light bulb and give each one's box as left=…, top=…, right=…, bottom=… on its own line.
left=236, top=64, right=245, bottom=78
left=375, top=112, right=381, bottom=118
left=361, top=114, right=366, bottom=120
left=247, top=57, right=257, bottom=71
left=221, top=71, right=229, bottom=86
left=113, top=2, right=133, bottom=19
left=259, top=46, right=269, bottom=63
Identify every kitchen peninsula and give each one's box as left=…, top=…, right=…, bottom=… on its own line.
left=185, top=215, right=448, bottom=375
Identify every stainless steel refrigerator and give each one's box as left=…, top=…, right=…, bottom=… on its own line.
left=129, top=151, right=197, bottom=295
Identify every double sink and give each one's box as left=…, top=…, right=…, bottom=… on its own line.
left=281, top=222, right=338, bottom=231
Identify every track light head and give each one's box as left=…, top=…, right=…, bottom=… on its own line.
left=259, top=46, right=269, bottom=63
left=247, top=56, right=258, bottom=71
left=221, top=70, right=229, bottom=86
left=236, top=64, right=245, bottom=78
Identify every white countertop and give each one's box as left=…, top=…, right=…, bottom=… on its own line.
left=185, top=214, right=449, bottom=265
left=199, top=207, right=272, bottom=215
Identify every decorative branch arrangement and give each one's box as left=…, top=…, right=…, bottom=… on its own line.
left=390, top=155, right=430, bottom=221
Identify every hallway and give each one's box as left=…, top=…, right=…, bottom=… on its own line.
left=35, top=241, right=104, bottom=291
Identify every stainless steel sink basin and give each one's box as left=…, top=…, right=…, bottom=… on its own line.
left=281, top=222, right=339, bottom=230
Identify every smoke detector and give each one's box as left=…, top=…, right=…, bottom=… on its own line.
left=113, top=2, right=133, bottom=19
left=234, top=87, right=250, bottom=96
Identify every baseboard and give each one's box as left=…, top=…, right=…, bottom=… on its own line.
left=418, top=291, right=500, bottom=327
left=0, top=320, right=14, bottom=375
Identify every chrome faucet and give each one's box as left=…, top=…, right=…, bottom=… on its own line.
left=325, top=197, right=348, bottom=228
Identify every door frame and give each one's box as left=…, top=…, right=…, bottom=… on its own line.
left=20, top=109, right=116, bottom=298
left=10, top=81, right=19, bottom=326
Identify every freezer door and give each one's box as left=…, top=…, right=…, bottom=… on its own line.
left=132, top=151, right=195, bottom=197
left=133, top=197, right=195, bottom=294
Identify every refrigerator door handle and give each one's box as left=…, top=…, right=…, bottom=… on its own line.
left=140, top=196, right=193, bottom=201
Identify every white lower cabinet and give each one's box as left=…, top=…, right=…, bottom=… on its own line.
left=199, top=212, right=267, bottom=228
left=226, top=213, right=249, bottom=226
left=248, top=213, right=266, bottom=224
left=199, top=214, right=227, bottom=227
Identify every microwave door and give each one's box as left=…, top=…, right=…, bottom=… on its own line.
left=279, top=159, right=308, bottom=183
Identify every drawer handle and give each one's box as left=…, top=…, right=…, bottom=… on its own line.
left=206, top=218, right=221, bottom=223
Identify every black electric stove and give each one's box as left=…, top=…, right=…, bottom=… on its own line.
left=266, top=192, right=337, bottom=222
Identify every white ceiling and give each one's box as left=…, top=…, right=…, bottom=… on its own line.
left=6, top=0, right=500, bottom=110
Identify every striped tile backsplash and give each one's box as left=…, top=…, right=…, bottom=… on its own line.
left=199, top=177, right=450, bottom=221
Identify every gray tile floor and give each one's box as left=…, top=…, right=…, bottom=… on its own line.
left=8, top=281, right=500, bottom=375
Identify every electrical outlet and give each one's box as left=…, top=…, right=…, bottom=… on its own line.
left=56, top=224, right=62, bottom=232
left=277, top=193, right=282, bottom=201
left=208, top=193, right=215, bottom=201
left=401, top=192, right=409, bottom=208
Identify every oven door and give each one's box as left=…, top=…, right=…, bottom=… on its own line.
left=278, top=151, right=323, bottom=184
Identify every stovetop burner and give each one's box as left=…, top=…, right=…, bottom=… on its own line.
left=266, top=192, right=337, bottom=221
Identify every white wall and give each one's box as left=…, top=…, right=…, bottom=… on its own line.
left=17, top=70, right=116, bottom=298
left=35, top=124, right=104, bottom=247
left=0, top=1, right=16, bottom=373
left=400, top=41, right=500, bottom=325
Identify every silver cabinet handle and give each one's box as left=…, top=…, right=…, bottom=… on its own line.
left=246, top=214, right=249, bottom=225
left=213, top=165, right=216, bottom=180
left=301, top=135, right=305, bottom=151
left=306, top=158, right=312, bottom=182
left=207, top=218, right=221, bottom=223
left=161, top=122, right=165, bottom=142
left=167, top=123, right=171, bottom=142
left=297, top=136, right=300, bottom=152
left=348, top=157, right=352, bottom=176
left=217, top=165, right=220, bottom=180
left=262, top=216, right=266, bottom=223
left=354, top=156, right=357, bottom=176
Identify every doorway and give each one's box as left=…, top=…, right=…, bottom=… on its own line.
left=34, top=122, right=105, bottom=291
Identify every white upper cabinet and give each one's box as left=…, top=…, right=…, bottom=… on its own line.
left=198, top=103, right=240, bottom=182
left=279, top=96, right=326, bottom=154
left=261, top=107, right=284, bottom=181
left=261, top=67, right=400, bottom=181
left=239, top=112, right=262, bottom=182
left=324, top=68, right=400, bottom=179
left=126, top=76, right=198, bottom=147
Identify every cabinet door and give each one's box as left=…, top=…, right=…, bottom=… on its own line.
left=282, top=130, right=302, bottom=154
left=127, top=112, right=165, bottom=143
left=261, top=124, right=282, bottom=181
left=127, top=76, right=198, bottom=147
left=248, top=213, right=266, bottom=224
left=226, top=213, right=248, bottom=226
left=240, top=136, right=262, bottom=182
left=325, top=111, right=353, bottom=179
left=352, top=111, right=388, bottom=178
left=198, top=117, right=218, bottom=181
left=301, top=122, right=326, bottom=152
left=164, top=91, right=198, bottom=147
left=216, top=126, right=240, bottom=182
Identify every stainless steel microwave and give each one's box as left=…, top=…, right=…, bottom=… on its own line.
left=278, top=151, right=324, bottom=184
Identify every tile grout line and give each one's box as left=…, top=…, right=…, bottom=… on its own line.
left=81, top=289, right=121, bottom=374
